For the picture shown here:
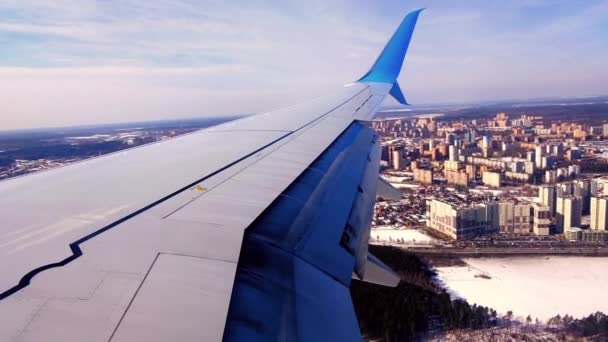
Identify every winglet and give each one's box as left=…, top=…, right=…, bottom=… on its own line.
left=389, top=82, right=408, bottom=105
left=358, top=9, right=423, bottom=104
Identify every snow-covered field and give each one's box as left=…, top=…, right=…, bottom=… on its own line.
left=370, top=227, right=438, bottom=246
left=436, top=257, right=608, bottom=321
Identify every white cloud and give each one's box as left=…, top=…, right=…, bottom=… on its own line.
left=0, top=0, right=606, bottom=129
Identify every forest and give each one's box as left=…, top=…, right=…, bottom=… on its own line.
left=350, top=245, right=497, bottom=341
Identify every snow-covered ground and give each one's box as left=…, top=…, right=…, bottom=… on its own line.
left=436, top=257, right=608, bottom=321
left=370, top=226, right=438, bottom=246
left=380, top=175, right=419, bottom=189
left=390, top=183, right=420, bottom=189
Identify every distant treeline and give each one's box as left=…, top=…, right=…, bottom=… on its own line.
left=2, top=140, right=130, bottom=161
left=351, top=246, right=497, bottom=341
left=0, top=116, right=240, bottom=168
left=377, top=100, right=608, bottom=126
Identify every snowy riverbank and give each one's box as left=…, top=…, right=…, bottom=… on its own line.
left=435, top=256, right=608, bottom=321
left=370, top=226, right=440, bottom=246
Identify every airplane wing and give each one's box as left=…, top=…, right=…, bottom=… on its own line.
left=0, top=9, right=423, bottom=342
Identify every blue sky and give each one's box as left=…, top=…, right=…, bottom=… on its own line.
left=0, top=0, right=607, bottom=129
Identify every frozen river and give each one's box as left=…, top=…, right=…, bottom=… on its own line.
left=435, top=256, right=608, bottom=321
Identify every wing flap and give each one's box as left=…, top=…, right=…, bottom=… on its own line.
left=354, top=252, right=400, bottom=287
left=377, top=176, right=402, bottom=201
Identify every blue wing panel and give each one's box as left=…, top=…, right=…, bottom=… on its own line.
left=223, top=122, right=380, bottom=341
left=222, top=237, right=361, bottom=342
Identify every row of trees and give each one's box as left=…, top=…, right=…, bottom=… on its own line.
left=544, top=312, right=608, bottom=338
left=567, top=312, right=608, bottom=338
left=350, top=246, right=497, bottom=341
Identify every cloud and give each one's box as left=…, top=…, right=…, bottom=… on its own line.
left=0, top=0, right=606, bottom=129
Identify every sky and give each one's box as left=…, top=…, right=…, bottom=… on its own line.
left=0, top=0, right=607, bottom=130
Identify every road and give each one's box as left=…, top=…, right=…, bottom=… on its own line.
left=405, top=245, right=608, bottom=257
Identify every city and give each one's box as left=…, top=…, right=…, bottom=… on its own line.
left=1, top=99, right=607, bottom=340
left=1, top=1, right=608, bottom=341
left=366, top=101, right=608, bottom=339
left=372, top=105, right=608, bottom=246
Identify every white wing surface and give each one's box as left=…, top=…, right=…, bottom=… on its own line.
left=0, top=9, right=423, bottom=342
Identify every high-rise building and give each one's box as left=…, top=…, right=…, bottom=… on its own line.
left=524, top=161, right=535, bottom=175
left=590, top=126, right=604, bottom=136
left=556, top=195, right=582, bottom=233
left=591, top=179, right=600, bottom=196
left=465, top=164, right=477, bottom=181
left=568, top=165, right=581, bottom=178
left=558, top=182, right=576, bottom=196
left=427, top=199, right=498, bottom=240
left=448, top=145, right=457, bottom=162
left=392, top=149, right=402, bottom=170
left=545, top=170, right=557, bottom=183
left=590, top=196, right=608, bottom=231
left=526, top=151, right=535, bottom=162
left=445, top=133, right=455, bottom=145
left=573, top=129, right=586, bottom=139
left=532, top=203, right=551, bottom=236
left=444, top=160, right=460, bottom=172
left=574, top=179, right=592, bottom=214
left=539, top=185, right=557, bottom=216
left=481, top=136, right=491, bottom=149
left=482, top=171, right=502, bottom=188
left=551, top=143, right=564, bottom=157
left=556, top=167, right=568, bottom=181
left=464, top=131, right=476, bottom=143
left=438, top=143, right=448, bottom=158
left=540, top=156, right=553, bottom=170
left=413, top=168, right=433, bottom=184
left=535, top=145, right=545, bottom=168
left=498, top=201, right=532, bottom=234
left=445, top=170, right=468, bottom=187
